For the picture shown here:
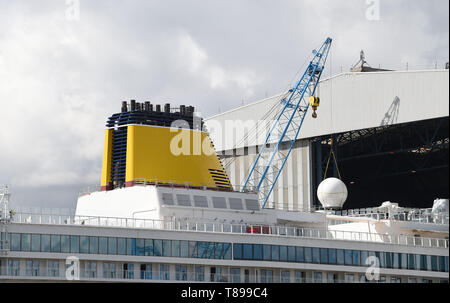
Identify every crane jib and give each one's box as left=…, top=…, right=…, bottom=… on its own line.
left=241, top=37, right=332, bottom=209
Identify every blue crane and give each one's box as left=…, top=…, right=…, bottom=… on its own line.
left=242, top=37, right=333, bottom=208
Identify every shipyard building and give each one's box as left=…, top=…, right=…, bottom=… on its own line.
left=205, top=68, right=449, bottom=211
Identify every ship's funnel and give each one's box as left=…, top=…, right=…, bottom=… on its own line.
left=100, top=102, right=232, bottom=191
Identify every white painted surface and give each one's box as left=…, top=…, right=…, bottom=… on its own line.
left=206, top=70, right=449, bottom=151
left=76, top=186, right=161, bottom=220
left=317, top=178, right=348, bottom=209
left=76, top=186, right=273, bottom=225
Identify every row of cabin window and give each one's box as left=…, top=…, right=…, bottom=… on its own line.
left=161, top=193, right=260, bottom=211
left=8, top=233, right=232, bottom=260
left=233, top=243, right=449, bottom=273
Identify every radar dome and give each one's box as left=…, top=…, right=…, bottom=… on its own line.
left=317, top=178, right=348, bottom=209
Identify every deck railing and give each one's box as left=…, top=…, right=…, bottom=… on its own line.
left=9, top=212, right=449, bottom=249
left=0, top=266, right=441, bottom=283
left=329, top=207, right=449, bottom=225
left=78, top=179, right=258, bottom=197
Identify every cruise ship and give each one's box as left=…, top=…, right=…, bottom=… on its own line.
left=0, top=100, right=448, bottom=284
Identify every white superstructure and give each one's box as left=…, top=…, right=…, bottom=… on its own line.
left=0, top=183, right=448, bottom=283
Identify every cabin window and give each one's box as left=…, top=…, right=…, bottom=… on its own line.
left=214, top=242, right=224, bottom=259
left=296, top=247, right=304, bottom=263
left=393, top=253, right=400, bottom=269
left=320, top=248, right=328, bottom=264
left=126, top=238, right=136, bottom=255
left=408, top=254, right=416, bottom=270
left=108, top=237, right=117, bottom=255
left=21, top=234, right=31, bottom=252
left=103, top=262, right=117, bottom=279
left=136, top=238, right=145, bottom=256
left=10, top=233, right=20, bottom=251
left=175, top=264, right=187, bottom=281
left=312, top=248, right=320, bottom=264
left=31, top=234, right=41, bottom=252
left=61, top=235, right=70, bottom=253
left=288, top=246, right=296, bottom=262
left=304, top=247, right=312, bottom=263
left=263, top=245, right=272, bottom=261
left=253, top=244, right=263, bottom=260
left=233, top=243, right=243, bottom=260
left=431, top=256, right=438, bottom=271
left=272, top=245, right=280, bottom=261
left=229, top=198, right=243, bottom=210
left=195, top=265, right=205, bottom=281
left=171, top=240, right=180, bottom=257
left=144, top=239, right=153, bottom=256
left=223, top=243, right=232, bottom=260
left=360, top=251, right=368, bottom=266
left=352, top=250, right=361, bottom=266
left=40, top=234, right=50, bottom=252
left=188, top=241, right=198, bottom=258
left=336, top=249, right=344, bottom=265
left=117, top=238, right=126, bottom=255
left=328, top=249, right=337, bottom=265
left=160, top=264, right=170, bottom=280
left=193, top=195, right=208, bottom=208
left=176, top=194, right=191, bottom=207
left=344, top=250, right=352, bottom=265
left=51, top=234, right=61, bottom=253
left=280, top=246, right=288, bottom=262
left=153, top=239, right=162, bottom=256
left=161, top=193, right=174, bottom=205
left=89, top=236, right=98, bottom=254
left=180, top=241, right=189, bottom=258
left=47, top=260, right=60, bottom=277
left=162, top=240, right=171, bottom=257
left=79, top=236, right=89, bottom=254
left=245, top=199, right=259, bottom=211
left=401, top=253, right=408, bottom=269
left=85, top=261, right=97, bottom=278
left=70, top=235, right=79, bottom=253
left=123, top=263, right=134, bottom=279
left=230, top=268, right=241, bottom=283
left=212, top=197, right=227, bottom=209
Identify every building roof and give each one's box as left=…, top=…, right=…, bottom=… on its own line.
left=205, top=69, right=449, bottom=152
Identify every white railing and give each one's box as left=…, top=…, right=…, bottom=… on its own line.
left=10, top=212, right=449, bottom=249
left=78, top=179, right=258, bottom=197
left=0, top=267, right=440, bottom=283
left=330, top=207, right=449, bottom=225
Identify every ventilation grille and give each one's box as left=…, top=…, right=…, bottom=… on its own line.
left=212, top=197, right=227, bottom=209
left=111, top=126, right=128, bottom=186
left=208, top=169, right=232, bottom=189
left=162, top=193, right=174, bottom=205
left=193, top=195, right=209, bottom=208
left=229, top=198, right=244, bottom=210
left=176, top=194, right=192, bottom=207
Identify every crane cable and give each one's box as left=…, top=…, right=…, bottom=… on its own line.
left=323, top=143, right=342, bottom=180
left=322, top=47, right=343, bottom=180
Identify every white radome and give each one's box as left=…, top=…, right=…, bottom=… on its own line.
left=317, top=178, right=348, bottom=209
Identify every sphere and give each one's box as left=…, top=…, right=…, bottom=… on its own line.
left=317, top=178, right=348, bottom=209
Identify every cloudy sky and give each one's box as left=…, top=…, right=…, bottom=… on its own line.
left=0, top=0, right=448, bottom=210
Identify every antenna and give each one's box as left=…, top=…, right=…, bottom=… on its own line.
left=0, top=185, right=11, bottom=221
left=0, top=185, right=11, bottom=253
left=351, top=50, right=371, bottom=69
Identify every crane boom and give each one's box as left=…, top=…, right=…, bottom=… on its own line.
left=242, top=37, right=332, bottom=208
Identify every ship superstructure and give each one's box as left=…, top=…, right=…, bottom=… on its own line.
left=0, top=37, right=448, bottom=283
left=0, top=101, right=448, bottom=283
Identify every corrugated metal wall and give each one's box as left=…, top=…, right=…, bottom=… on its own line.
left=223, top=140, right=311, bottom=211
